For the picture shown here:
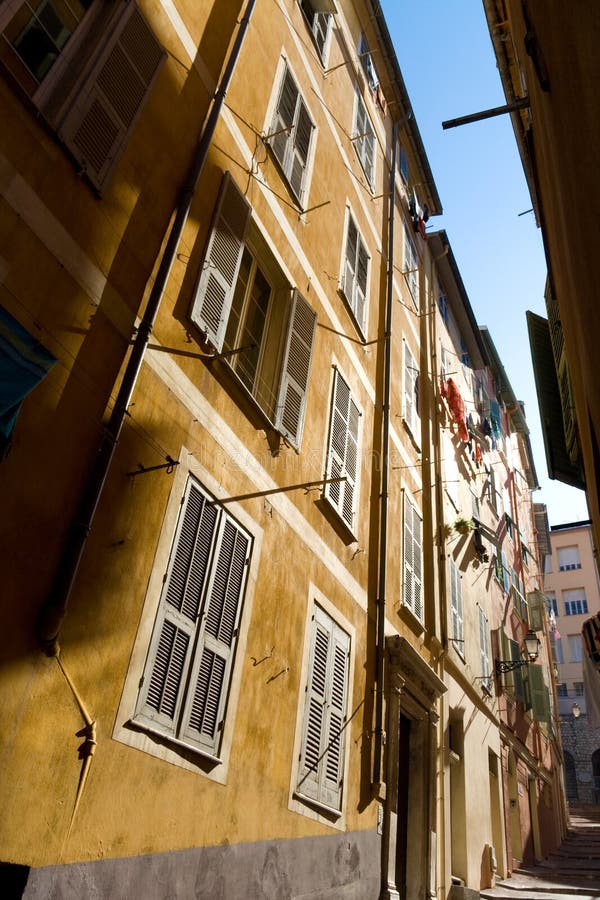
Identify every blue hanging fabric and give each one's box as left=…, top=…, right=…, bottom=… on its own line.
left=0, top=305, right=56, bottom=457
left=489, top=399, right=502, bottom=441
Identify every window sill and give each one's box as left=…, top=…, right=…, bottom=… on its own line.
left=338, top=288, right=367, bottom=342
left=397, top=601, right=425, bottom=634
left=317, top=495, right=358, bottom=545
left=294, top=790, right=342, bottom=821
left=127, top=718, right=223, bottom=768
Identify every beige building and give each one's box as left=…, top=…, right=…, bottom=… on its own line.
left=543, top=520, right=600, bottom=805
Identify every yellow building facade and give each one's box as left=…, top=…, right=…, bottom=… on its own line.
left=0, top=1, right=564, bottom=897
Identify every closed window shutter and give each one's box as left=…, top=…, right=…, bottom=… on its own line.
left=527, top=590, right=546, bottom=632
left=324, top=370, right=360, bottom=530
left=135, top=482, right=219, bottom=734
left=59, top=3, right=164, bottom=190
left=528, top=665, right=550, bottom=723
left=270, top=67, right=313, bottom=202
left=189, top=173, right=251, bottom=351
left=274, top=289, right=316, bottom=449
left=298, top=605, right=350, bottom=811
left=403, top=496, right=423, bottom=620
left=180, top=514, right=251, bottom=754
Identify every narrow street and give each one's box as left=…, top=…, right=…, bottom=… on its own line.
left=481, top=807, right=600, bottom=899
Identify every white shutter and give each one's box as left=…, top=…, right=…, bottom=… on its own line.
left=343, top=216, right=358, bottom=303
left=354, top=95, right=374, bottom=186
left=274, top=289, right=316, bottom=449
left=290, top=99, right=312, bottom=201
left=298, top=605, right=350, bottom=811
left=270, top=67, right=313, bottom=202
left=403, top=495, right=423, bottom=620
left=324, top=370, right=360, bottom=530
left=135, top=482, right=219, bottom=734
left=59, top=3, right=164, bottom=190
left=403, top=342, right=419, bottom=439
left=180, top=513, right=251, bottom=754
left=342, top=215, right=368, bottom=333
left=189, top=173, right=251, bottom=351
left=450, top=560, right=463, bottom=643
left=479, top=608, right=491, bottom=691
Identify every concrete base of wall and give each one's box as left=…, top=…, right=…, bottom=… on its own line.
left=448, top=885, right=480, bottom=900
left=19, top=830, right=381, bottom=900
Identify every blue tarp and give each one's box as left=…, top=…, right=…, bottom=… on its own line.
left=0, top=304, right=56, bottom=453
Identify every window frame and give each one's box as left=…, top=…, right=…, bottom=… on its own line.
left=402, top=490, right=423, bottom=624
left=189, top=172, right=317, bottom=451
left=479, top=608, right=492, bottom=694
left=403, top=222, right=419, bottom=308
left=298, top=0, right=332, bottom=64
left=449, top=558, right=464, bottom=655
left=340, top=208, right=369, bottom=336
left=352, top=89, right=375, bottom=190
left=290, top=589, right=354, bottom=826
left=402, top=338, right=420, bottom=447
left=267, top=60, right=316, bottom=206
left=323, top=367, right=361, bottom=535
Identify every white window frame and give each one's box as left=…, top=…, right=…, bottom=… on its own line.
left=0, top=1, right=164, bottom=191
left=557, top=545, right=582, bottom=571
left=267, top=60, right=316, bottom=206
left=567, top=634, right=583, bottom=663
left=189, top=172, right=317, bottom=450
left=402, top=490, right=423, bottom=623
left=323, top=367, right=361, bottom=534
left=340, top=208, right=369, bottom=335
left=298, top=0, right=332, bottom=63
left=290, top=587, right=354, bottom=827
left=113, top=454, right=262, bottom=782
left=352, top=89, right=375, bottom=190
left=402, top=339, right=420, bottom=447
left=403, top=222, right=419, bottom=308
left=358, top=32, right=378, bottom=92
left=449, top=558, right=464, bottom=653
left=564, top=587, right=588, bottom=616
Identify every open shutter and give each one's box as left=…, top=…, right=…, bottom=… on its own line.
left=298, top=608, right=331, bottom=802
left=450, top=560, right=463, bottom=643
left=343, top=216, right=358, bottom=304
left=500, top=629, right=515, bottom=694
left=180, top=513, right=251, bottom=755
left=479, top=609, right=492, bottom=691
left=324, top=370, right=360, bottom=530
left=527, top=590, right=546, bottom=632
left=528, top=665, right=550, bottom=722
left=322, top=620, right=350, bottom=810
left=274, top=289, right=316, bottom=449
left=189, top=173, right=251, bottom=351
left=355, top=237, right=368, bottom=332
left=289, top=99, right=312, bottom=201
left=270, top=67, right=298, bottom=175
left=354, top=96, right=374, bottom=186
left=135, top=481, right=219, bottom=735
left=403, top=496, right=423, bottom=620
left=59, top=3, right=164, bottom=190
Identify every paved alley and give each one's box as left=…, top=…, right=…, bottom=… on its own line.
left=481, top=807, right=600, bottom=900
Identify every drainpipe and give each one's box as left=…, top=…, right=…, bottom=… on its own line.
left=373, top=121, right=398, bottom=789
left=36, top=0, right=257, bottom=655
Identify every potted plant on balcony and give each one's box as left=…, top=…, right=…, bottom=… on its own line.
left=454, top=516, right=475, bottom=535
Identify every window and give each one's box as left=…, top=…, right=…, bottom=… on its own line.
left=564, top=588, right=588, bottom=616
left=341, top=212, right=369, bottom=334
left=398, top=142, right=408, bottom=184
left=554, top=636, right=564, bottom=664
left=505, top=513, right=514, bottom=539
left=133, top=477, right=252, bottom=759
left=402, top=340, right=420, bottom=445
left=574, top=681, right=584, bottom=697
left=268, top=63, right=315, bottom=204
left=479, top=608, right=492, bottom=693
left=297, top=603, right=350, bottom=814
left=546, top=592, right=558, bottom=616
left=403, top=222, right=419, bottom=307
left=358, top=32, right=378, bottom=91
left=0, top=304, right=56, bottom=457
left=438, top=295, right=449, bottom=328
left=449, top=559, right=463, bottom=650
left=352, top=91, right=375, bottom=189
left=556, top=683, right=568, bottom=698
left=299, top=1, right=331, bottom=62
left=557, top=545, right=582, bottom=571
left=568, top=634, right=583, bottom=663
left=0, top=1, right=164, bottom=191
left=190, top=172, right=317, bottom=450
left=486, top=467, right=499, bottom=514
left=402, top=493, right=423, bottom=622
left=323, top=369, right=361, bottom=533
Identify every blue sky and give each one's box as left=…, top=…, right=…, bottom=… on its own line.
left=380, top=0, right=589, bottom=528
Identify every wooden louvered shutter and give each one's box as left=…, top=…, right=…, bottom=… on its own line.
left=403, top=495, right=423, bottom=620
left=528, top=665, right=550, bottom=723
left=354, top=96, right=374, bottom=186
left=290, top=98, right=312, bottom=201
left=270, top=68, right=298, bottom=177
left=343, top=216, right=358, bottom=304
left=298, top=605, right=350, bottom=811
left=180, top=512, right=251, bottom=755
left=450, top=560, right=462, bottom=643
left=135, top=481, right=219, bottom=735
left=322, top=620, right=350, bottom=810
left=189, top=173, right=251, bottom=351
left=527, top=590, right=546, bottom=632
left=355, top=237, right=368, bottom=332
left=59, top=3, right=164, bottom=190
left=274, top=289, right=316, bottom=449
left=324, top=370, right=360, bottom=531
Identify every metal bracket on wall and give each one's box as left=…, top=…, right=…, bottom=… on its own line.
left=126, top=455, right=180, bottom=478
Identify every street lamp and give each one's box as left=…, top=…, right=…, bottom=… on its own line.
left=495, top=629, right=541, bottom=675
left=572, top=702, right=581, bottom=719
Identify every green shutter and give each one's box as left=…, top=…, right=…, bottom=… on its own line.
left=529, top=665, right=550, bottom=723
left=527, top=590, right=546, bottom=632
left=189, top=173, right=251, bottom=350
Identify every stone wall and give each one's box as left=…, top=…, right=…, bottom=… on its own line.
left=560, top=714, right=600, bottom=805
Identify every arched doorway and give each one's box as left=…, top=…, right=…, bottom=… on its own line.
left=564, top=751, right=578, bottom=803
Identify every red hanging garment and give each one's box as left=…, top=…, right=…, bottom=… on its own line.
left=444, top=378, right=469, bottom=442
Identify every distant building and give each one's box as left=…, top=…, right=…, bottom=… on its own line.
left=543, top=520, right=600, bottom=805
